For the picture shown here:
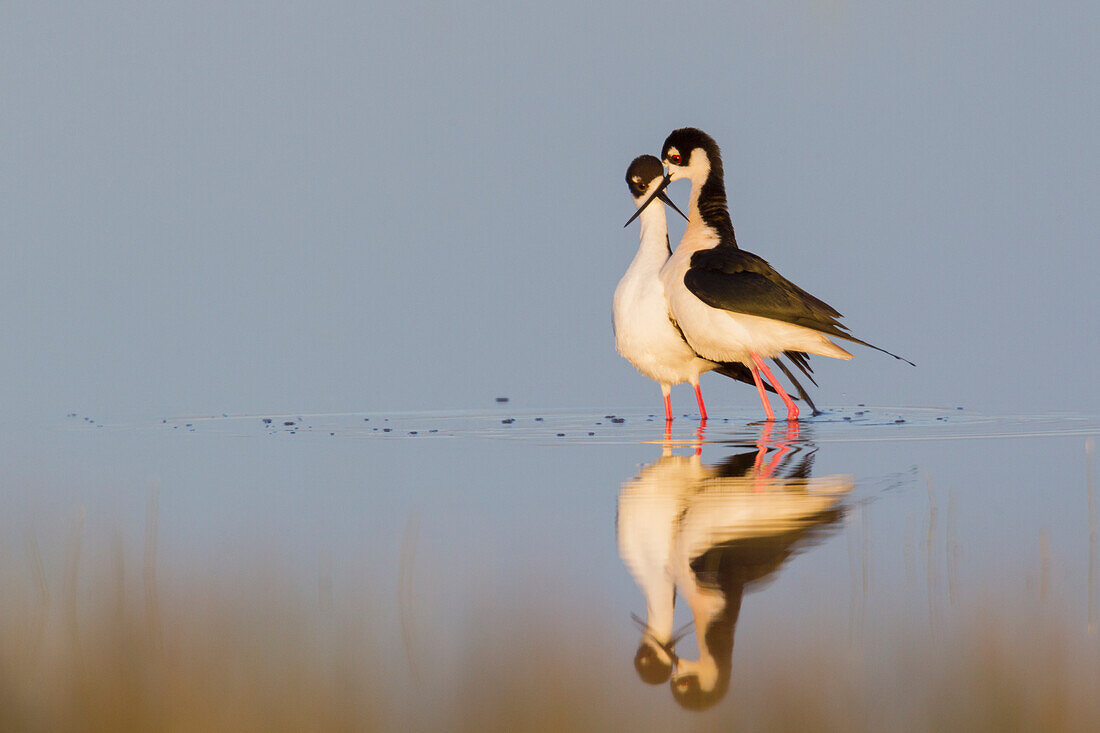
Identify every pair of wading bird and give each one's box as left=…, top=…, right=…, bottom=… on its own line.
left=614, top=128, right=912, bottom=422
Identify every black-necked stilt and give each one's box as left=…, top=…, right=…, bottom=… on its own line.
left=617, top=156, right=819, bottom=422
left=633, top=128, right=912, bottom=421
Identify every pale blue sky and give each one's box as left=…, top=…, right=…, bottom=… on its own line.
left=3, top=1, right=1097, bottom=423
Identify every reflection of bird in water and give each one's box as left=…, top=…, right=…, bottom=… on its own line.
left=616, top=424, right=852, bottom=710
left=616, top=434, right=707, bottom=684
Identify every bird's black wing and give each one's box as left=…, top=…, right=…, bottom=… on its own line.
left=685, top=248, right=914, bottom=365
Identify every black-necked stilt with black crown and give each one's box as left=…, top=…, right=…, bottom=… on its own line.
left=615, top=155, right=818, bottom=422
left=629, top=128, right=912, bottom=421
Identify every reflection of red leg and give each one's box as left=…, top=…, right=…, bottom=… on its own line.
left=750, top=364, right=775, bottom=421
left=694, top=421, right=706, bottom=457
left=761, top=439, right=790, bottom=478
left=753, top=421, right=773, bottom=474
left=664, top=392, right=672, bottom=423
left=693, top=383, right=708, bottom=421
left=751, top=354, right=799, bottom=420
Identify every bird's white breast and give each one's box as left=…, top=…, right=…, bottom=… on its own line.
left=613, top=246, right=714, bottom=386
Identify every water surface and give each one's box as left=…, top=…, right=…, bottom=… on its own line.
left=2, top=407, right=1097, bottom=729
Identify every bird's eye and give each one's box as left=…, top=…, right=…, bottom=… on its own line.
left=668, top=153, right=682, bottom=165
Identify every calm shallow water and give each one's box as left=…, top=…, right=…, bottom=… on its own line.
left=2, top=406, right=1098, bottom=729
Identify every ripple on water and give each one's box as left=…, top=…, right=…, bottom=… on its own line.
left=135, top=407, right=1100, bottom=446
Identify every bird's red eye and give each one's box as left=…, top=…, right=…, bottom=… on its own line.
left=669, top=154, right=681, bottom=165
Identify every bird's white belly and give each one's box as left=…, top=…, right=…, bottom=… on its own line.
left=614, top=278, right=714, bottom=385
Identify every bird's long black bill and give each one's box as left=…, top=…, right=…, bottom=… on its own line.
left=657, top=190, right=688, bottom=221
left=623, top=174, right=673, bottom=228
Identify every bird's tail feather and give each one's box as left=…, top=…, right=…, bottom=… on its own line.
left=772, top=357, right=820, bottom=416
left=833, top=333, right=915, bottom=367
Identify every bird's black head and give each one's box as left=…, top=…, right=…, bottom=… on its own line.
left=660, top=126, right=736, bottom=245
left=622, top=154, right=687, bottom=226
left=633, top=640, right=674, bottom=685
left=625, top=154, right=666, bottom=199
left=661, top=127, right=722, bottom=177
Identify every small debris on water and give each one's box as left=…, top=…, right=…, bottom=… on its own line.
left=894, top=419, right=906, bottom=424
left=383, top=428, right=392, bottom=432
left=611, top=418, right=625, bottom=424
left=534, top=417, right=543, bottom=421
left=263, top=418, right=272, bottom=424
left=502, top=418, right=514, bottom=424
left=556, top=433, right=565, bottom=437
left=495, top=397, right=510, bottom=403
left=409, top=431, right=418, bottom=435
left=329, top=432, right=335, bottom=436
left=844, top=416, right=852, bottom=421
left=588, top=432, right=595, bottom=436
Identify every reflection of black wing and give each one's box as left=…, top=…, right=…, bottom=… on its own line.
left=685, top=248, right=914, bottom=365
left=691, top=509, right=843, bottom=590
left=711, top=450, right=759, bottom=478
left=710, top=447, right=816, bottom=480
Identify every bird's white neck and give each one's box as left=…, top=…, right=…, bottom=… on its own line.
left=683, top=170, right=714, bottom=244
left=628, top=204, right=671, bottom=272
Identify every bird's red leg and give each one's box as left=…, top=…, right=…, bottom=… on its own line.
left=751, top=354, right=799, bottom=420
left=693, top=383, right=708, bottom=421
left=750, top=361, right=775, bottom=421
left=664, top=392, right=673, bottom=424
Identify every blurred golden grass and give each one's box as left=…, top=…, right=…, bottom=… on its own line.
left=2, top=527, right=1100, bottom=732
